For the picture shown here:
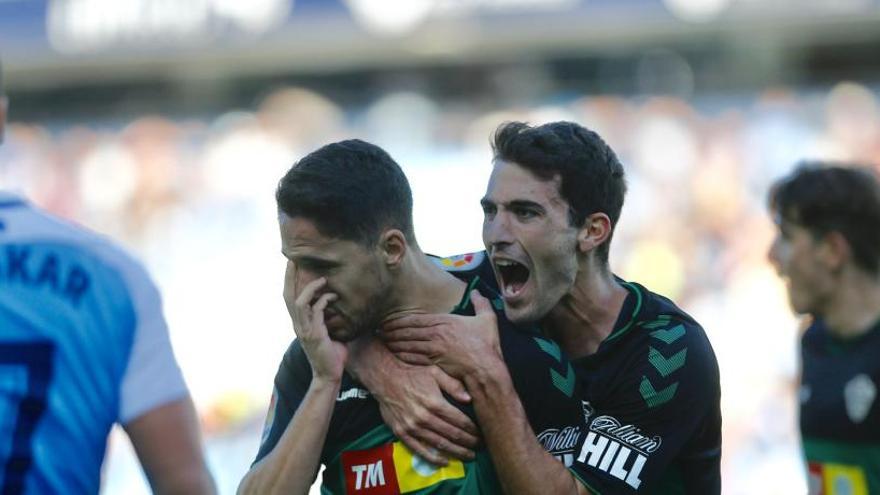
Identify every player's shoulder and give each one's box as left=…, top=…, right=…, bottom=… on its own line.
left=7, top=200, right=152, bottom=284
left=429, top=250, right=498, bottom=286
left=280, top=338, right=309, bottom=373
left=626, top=281, right=714, bottom=354
left=1, top=198, right=160, bottom=319
left=429, top=251, right=487, bottom=272
left=615, top=281, right=719, bottom=399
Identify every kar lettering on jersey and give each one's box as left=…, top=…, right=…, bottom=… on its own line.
left=341, top=442, right=465, bottom=494
left=808, top=462, right=869, bottom=495
left=575, top=408, right=662, bottom=489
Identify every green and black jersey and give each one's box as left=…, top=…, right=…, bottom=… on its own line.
left=254, top=262, right=587, bottom=494
left=566, top=279, right=721, bottom=494
left=444, top=252, right=722, bottom=494
left=800, top=318, right=880, bottom=494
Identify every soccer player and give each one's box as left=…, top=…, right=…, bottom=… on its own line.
left=767, top=163, right=880, bottom=494
left=382, top=121, right=722, bottom=493
left=238, top=139, right=589, bottom=494
left=0, top=61, right=215, bottom=494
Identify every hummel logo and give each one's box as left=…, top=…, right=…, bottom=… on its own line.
left=337, top=388, right=370, bottom=402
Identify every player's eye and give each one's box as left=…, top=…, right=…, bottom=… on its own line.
left=299, top=259, right=336, bottom=273
left=513, top=207, right=538, bottom=220
left=482, top=204, right=497, bottom=220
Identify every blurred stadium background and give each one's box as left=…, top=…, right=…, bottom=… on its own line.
left=2, top=0, right=880, bottom=493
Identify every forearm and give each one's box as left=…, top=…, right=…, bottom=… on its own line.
left=125, top=397, right=217, bottom=495
left=238, top=378, right=340, bottom=495
left=465, top=364, right=586, bottom=495
left=150, top=466, right=216, bottom=495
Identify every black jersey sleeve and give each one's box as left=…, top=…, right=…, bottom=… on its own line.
left=252, top=339, right=314, bottom=465
left=569, top=318, right=721, bottom=494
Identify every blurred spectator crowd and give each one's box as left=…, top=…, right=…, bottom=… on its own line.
left=1, top=81, right=878, bottom=494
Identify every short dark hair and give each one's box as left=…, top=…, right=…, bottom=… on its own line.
left=491, top=121, right=627, bottom=264
left=769, top=161, right=880, bottom=275
left=276, top=139, right=415, bottom=246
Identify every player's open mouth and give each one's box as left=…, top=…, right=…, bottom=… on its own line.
left=494, top=258, right=531, bottom=299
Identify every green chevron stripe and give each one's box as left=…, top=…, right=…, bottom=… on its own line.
left=650, top=324, right=686, bottom=344
left=648, top=347, right=687, bottom=377
left=533, top=337, right=562, bottom=362
left=551, top=363, right=576, bottom=398
left=642, top=315, right=672, bottom=330
left=639, top=376, right=678, bottom=408
left=491, top=298, right=505, bottom=311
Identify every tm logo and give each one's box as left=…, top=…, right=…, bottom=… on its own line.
left=350, top=461, right=386, bottom=490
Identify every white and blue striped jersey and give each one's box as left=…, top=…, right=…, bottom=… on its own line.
left=0, top=192, right=188, bottom=494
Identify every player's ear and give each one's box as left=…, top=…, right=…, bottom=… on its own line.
left=577, top=212, right=612, bottom=254
left=820, top=231, right=850, bottom=273
left=379, top=229, right=407, bottom=268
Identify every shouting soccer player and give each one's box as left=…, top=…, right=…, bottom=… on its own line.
left=382, top=121, right=722, bottom=493
left=238, top=139, right=590, bottom=494
left=768, top=163, right=880, bottom=494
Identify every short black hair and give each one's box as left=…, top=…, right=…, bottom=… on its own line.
left=276, top=139, right=415, bottom=246
left=491, top=121, right=627, bottom=265
left=769, top=161, right=880, bottom=275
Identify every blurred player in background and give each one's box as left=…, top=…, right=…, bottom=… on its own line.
left=0, top=61, right=216, bottom=494
left=383, top=121, right=722, bottom=493
left=238, top=139, right=590, bottom=494
left=768, top=163, right=880, bottom=494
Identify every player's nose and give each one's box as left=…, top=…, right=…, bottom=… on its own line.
left=483, top=212, right=514, bottom=251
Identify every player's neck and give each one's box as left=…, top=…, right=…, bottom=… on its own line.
left=383, top=251, right=467, bottom=322
left=544, top=265, right=628, bottom=359
left=821, top=268, right=880, bottom=339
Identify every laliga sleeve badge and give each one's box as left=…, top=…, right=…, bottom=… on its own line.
left=433, top=252, right=485, bottom=272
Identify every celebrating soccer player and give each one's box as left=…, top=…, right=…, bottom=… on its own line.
left=239, top=139, right=591, bottom=494
left=382, top=121, right=722, bottom=493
